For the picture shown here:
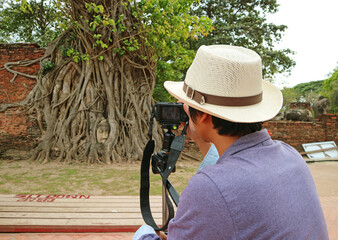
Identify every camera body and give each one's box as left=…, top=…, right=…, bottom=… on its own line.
left=154, top=102, right=188, bottom=126
left=151, top=102, right=188, bottom=174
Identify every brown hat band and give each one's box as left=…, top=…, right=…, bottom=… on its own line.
left=183, top=82, right=263, bottom=106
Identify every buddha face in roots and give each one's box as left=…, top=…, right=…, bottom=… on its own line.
left=96, top=119, right=110, bottom=144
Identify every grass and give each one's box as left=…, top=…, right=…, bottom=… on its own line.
left=0, top=159, right=201, bottom=196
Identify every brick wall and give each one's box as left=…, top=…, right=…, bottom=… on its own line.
left=0, top=43, right=337, bottom=155
left=0, top=43, right=44, bottom=103
left=263, top=114, right=338, bottom=151
left=0, top=43, right=45, bottom=153
left=289, top=102, right=312, bottom=111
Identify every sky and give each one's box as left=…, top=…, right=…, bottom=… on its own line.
left=267, top=0, right=338, bottom=88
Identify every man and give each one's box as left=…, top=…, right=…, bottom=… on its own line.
left=134, top=45, right=328, bottom=239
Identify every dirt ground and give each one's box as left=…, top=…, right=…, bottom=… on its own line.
left=0, top=145, right=338, bottom=198
left=307, top=161, right=338, bottom=197
left=0, top=143, right=203, bottom=196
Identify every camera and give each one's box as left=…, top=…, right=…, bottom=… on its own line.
left=154, top=102, right=189, bottom=126
left=151, top=102, right=188, bottom=174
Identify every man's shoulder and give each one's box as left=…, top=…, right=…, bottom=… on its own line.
left=182, top=168, right=230, bottom=201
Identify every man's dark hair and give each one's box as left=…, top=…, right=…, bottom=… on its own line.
left=188, top=107, right=262, bottom=137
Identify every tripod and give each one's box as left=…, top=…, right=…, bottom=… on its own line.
left=140, top=124, right=185, bottom=231
left=151, top=125, right=177, bottom=226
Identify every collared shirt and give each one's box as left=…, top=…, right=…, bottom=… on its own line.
left=134, top=129, right=329, bottom=240
left=197, top=143, right=219, bottom=172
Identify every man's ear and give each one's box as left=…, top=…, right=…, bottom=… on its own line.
left=199, top=113, right=212, bottom=124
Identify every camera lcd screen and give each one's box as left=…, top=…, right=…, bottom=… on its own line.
left=161, top=106, right=181, bottom=122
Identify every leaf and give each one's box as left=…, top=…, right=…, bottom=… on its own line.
left=66, top=49, right=73, bottom=56
left=73, top=55, right=79, bottom=63
left=93, top=34, right=102, bottom=39
left=109, top=19, right=115, bottom=26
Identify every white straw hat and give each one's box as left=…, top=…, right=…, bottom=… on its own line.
left=164, top=45, right=283, bottom=123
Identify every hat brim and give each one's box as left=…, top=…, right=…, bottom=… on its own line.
left=164, top=80, right=283, bottom=123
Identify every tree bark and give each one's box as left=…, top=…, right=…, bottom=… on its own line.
left=5, top=0, right=162, bottom=163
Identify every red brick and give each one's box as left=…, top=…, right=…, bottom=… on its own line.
left=1, top=43, right=337, bottom=153
left=0, top=44, right=43, bottom=152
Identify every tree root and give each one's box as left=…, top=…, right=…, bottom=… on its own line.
left=3, top=0, right=164, bottom=164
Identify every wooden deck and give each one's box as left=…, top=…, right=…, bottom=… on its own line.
left=0, top=194, right=163, bottom=233
left=2, top=194, right=337, bottom=237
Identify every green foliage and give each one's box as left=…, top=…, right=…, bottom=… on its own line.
left=281, top=77, right=338, bottom=113
left=81, top=2, right=141, bottom=62
left=41, top=60, right=55, bottom=74
left=1, top=0, right=293, bottom=101
left=0, top=0, right=64, bottom=47
left=60, top=45, right=89, bottom=63
left=323, top=67, right=338, bottom=113
left=323, top=67, right=338, bottom=95
left=292, top=80, right=324, bottom=104
left=189, top=0, right=295, bottom=80
left=281, top=87, right=300, bottom=110
left=137, top=0, right=213, bottom=101
left=329, top=81, right=338, bottom=113
left=51, top=0, right=211, bottom=87
left=281, top=80, right=326, bottom=111
left=294, top=80, right=324, bottom=96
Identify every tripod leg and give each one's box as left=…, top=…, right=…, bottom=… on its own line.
left=162, top=184, right=168, bottom=227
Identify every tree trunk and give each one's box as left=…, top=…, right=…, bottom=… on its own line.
left=24, top=0, right=161, bottom=163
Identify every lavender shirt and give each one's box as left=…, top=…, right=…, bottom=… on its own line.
left=134, top=129, right=328, bottom=240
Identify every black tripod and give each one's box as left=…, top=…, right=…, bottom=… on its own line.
left=140, top=123, right=186, bottom=231
left=151, top=125, right=178, bottom=226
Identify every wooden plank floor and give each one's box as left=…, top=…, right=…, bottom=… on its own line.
left=0, top=194, right=164, bottom=232
left=1, top=194, right=338, bottom=237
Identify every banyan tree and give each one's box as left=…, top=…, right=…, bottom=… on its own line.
left=2, top=0, right=212, bottom=163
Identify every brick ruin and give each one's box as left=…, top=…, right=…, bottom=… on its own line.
left=0, top=43, right=44, bottom=153
left=0, top=43, right=337, bottom=155
left=263, top=114, right=337, bottom=151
